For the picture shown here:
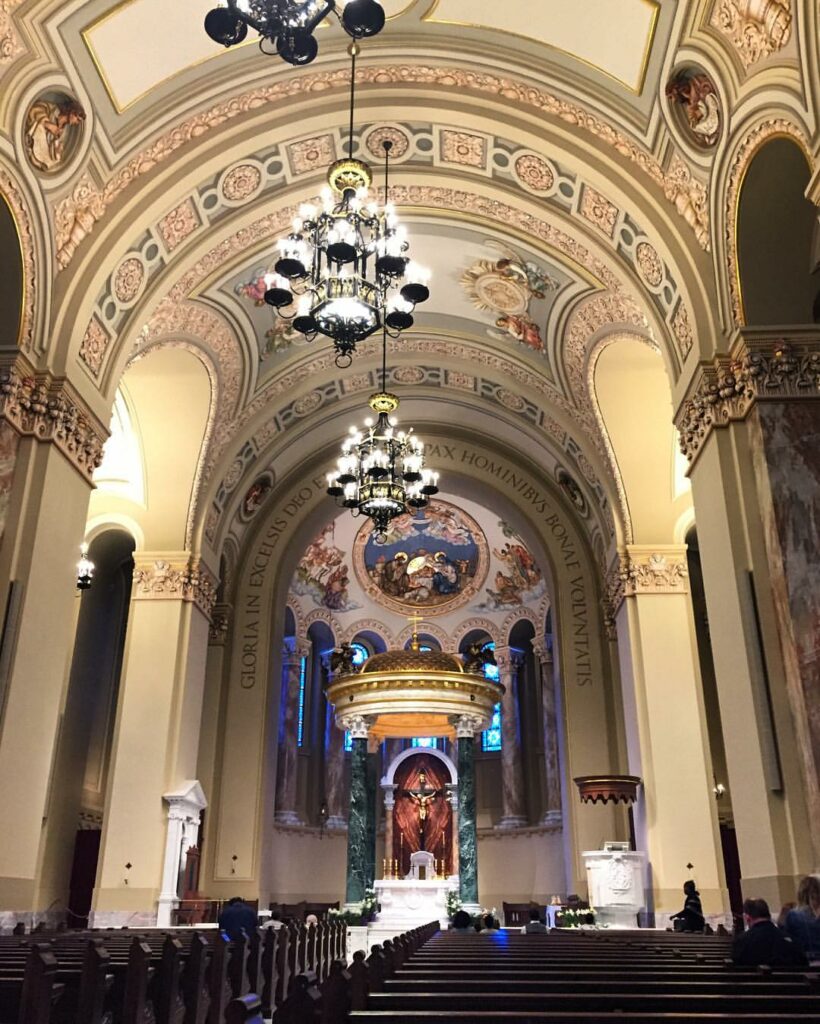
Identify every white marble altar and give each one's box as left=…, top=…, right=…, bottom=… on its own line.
left=582, top=847, right=646, bottom=928
left=374, top=876, right=456, bottom=931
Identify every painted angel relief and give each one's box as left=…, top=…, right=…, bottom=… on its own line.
left=353, top=500, right=489, bottom=616
left=461, top=244, right=559, bottom=352
left=665, top=70, right=721, bottom=149
left=235, top=267, right=300, bottom=356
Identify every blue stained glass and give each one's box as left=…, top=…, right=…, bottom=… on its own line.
left=412, top=737, right=438, bottom=749
left=344, top=731, right=353, bottom=752
left=296, top=655, right=307, bottom=747
left=483, top=641, right=500, bottom=681
left=350, top=642, right=369, bottom=666
left=482, top=702, right=502, bottom=752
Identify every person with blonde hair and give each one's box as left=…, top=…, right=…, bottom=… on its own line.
left=784, top=875, right=820, bottom=963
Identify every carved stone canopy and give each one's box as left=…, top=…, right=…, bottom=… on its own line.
left=574, top=775, right=642, bottom=806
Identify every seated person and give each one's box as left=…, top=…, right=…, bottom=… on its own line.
left=670, top=880, right=705, bottom=933
left=732, top=898, right=807, bottom=967
left=480, top=913, right=499, bottom=932
left=218, top=896, right=258, bottom=941
left=523, top=908, right=548, bottom=933
left=451, top=909, right=473, bottom=933
left=305, top=913, right=319, bottom=928
left=784, top=876, right=820, bottom=963
left=262, top=909, right=284, bottom=930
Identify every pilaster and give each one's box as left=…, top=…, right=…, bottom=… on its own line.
left=532, top=639, right=562, bottom=826
left=274, top=637, right=310, bottom=826
left=495, top=646, right=527, bottom=829
left=345, top=716, right=372, bottom=905
left=454, top=714, right=482, bottom=909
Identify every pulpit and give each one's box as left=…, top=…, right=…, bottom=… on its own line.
left=582, top=845, right=646, bottom=928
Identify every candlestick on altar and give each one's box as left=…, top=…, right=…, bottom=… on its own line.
left=393, top=858, right=398, bottom=878
left=382, top=858, right=387, bottom=878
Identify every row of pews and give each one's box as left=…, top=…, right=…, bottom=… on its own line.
left=0, top=918, right=437, bottom=1024
left=350, top=926, right=820, bottom=1023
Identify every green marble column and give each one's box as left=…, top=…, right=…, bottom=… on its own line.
left=457, top=724, right=479, bottom=906
left=365, top=749, right=378, bottom=889
left=345, top=736, right=369, bottom=904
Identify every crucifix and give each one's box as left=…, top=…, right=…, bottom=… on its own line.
left=402, top=769, right=444, bottom=850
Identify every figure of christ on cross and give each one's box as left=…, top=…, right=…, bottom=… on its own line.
left=402, top=770, right=445, bottom=851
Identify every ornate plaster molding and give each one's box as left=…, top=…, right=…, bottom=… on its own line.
left=453, top=713, right=484, bottom=739
left=52, top=63, right=711, bottom=271
left=675, top=335, right=820, bottom=465
left=603, top=546, right=689, bottom=622
left=454, top=617, right=499, bottom=646
left=0, top=164, right=37, bottom=352
left=340, top=619, right=395, bottom=646
left=0, top=1, right=24, bottom=63
left=621, top=547, right=689, bottom=596
left=0, top=359, right=106, bottom=479
left=709, top=0, right=791, bottom=70
left=725, top=120, right=811, bottom=327
left=394, top=621, right=452, bottom=650
left=494, top=645, right=524, bottom=673
left=346, top=715, right=371, bottom=740
left=132, top=554, right=218, bottom=619
left=209, top=602, right=232, bottom=645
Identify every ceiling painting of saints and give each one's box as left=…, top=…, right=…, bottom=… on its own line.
left=292, top=524, right=361, bottom=612
left=353, top=500, right=489, bottom=616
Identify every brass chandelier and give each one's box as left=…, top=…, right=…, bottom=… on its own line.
left=326, top=327, right=439, bottom=539
left=263, top=45, right=430, bottom=366
left=204, top=0, right=386, bottom=66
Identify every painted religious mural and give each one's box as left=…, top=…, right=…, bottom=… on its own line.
left=472, top=520, right=546, bottom=611
left=461, top=243, right=559, bottom=352
left=291, top=523, right=361, bottom=612
left=287, top=493, right=549, bottom=642
left=352, top=500, right=489, bottom=617
left=233, top=266, right=301, bottom=356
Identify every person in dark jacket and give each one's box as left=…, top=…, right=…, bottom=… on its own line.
left=218, top=896, right=258, bottom=941
left=784, top=875, right=820, bottom=963
left=670, top=880, right=705, bottom=932
left=732, top=898, right=808, bottom=967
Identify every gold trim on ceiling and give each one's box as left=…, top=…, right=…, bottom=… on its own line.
left=421, top=0, right=660, bottom=95
left=81, top=0, right=417, bottom=115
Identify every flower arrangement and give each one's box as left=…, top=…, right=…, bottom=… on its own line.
left=446, top=890, right=463, bottom=918
left=555, top=907, right=597, bottom=928
left=328, top=886, right=379, bottom=926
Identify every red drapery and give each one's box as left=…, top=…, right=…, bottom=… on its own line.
left=392, top=753, right=453, bottom=877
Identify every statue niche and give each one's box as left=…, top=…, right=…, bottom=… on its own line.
left=393, top=753, right=453, bottom=878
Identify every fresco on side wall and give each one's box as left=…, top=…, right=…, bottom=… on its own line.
left=292, top=523, right=362, bottom=612
left=471, top=520, right=545, bottom=610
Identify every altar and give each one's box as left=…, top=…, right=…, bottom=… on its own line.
left=372, top=850, right=457, bottom=936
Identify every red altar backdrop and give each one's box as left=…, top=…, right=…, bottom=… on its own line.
left=392, top=752, right=453, bottom=877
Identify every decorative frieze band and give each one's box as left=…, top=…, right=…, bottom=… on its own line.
left=603, top=546, right=689, bottom=623
left=0, top=361, right=107, bottom=480
left=676, top=335, right=820, bottom=465
left=132, top=554, right=218, bottom=619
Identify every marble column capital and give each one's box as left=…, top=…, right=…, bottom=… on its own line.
left=0, top=355, right=108, bottom=481
left=132, top=553, right=219, bottom=619
left=530, top=638, right=553, bottom=666
left=381, top=782, right=397, bottom=810
left=346, top=714, right=372, bottom=740
left=675, top=330, right=820, bottom=467
left=605, top=545, right=689, bottom=621
left=494, top=645, right=523, bottom=673
left=453, top=713, right=483, bottom=739
left=282, top=636, right=310, bottom=664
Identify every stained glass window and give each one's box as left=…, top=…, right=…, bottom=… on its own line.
left=296, top=655, right=308, bottom=747
left=482, top=703, right=502, bottom=752
left=342, top=644, right=369, bottom=750
left=481, top=643, right=502, bottom=751
left=412, top=737, right=438, bottom=749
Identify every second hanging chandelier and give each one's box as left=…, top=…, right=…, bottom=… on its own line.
left=263, top=44, right=430, bottom=367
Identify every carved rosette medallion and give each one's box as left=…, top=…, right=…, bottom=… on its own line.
left=113, top=257, right=145, bottom=304
left=364, top=125, right=410, bottom=160
left=221, top=163, right=263, bottom=202
left=513, top=154, right=555, bottom=194
left=635, top=242, right=664, bottom=287
left=79, top=317, right=111, bottom=378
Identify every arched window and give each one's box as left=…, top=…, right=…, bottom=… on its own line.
left=296, top=653, right=308, bottom=747
left=481, top=642, right=502, bottom=751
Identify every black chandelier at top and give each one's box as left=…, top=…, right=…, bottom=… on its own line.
left=262, top=46, right=430, bottom=367
left=205, top=0, right=386, bottom=66
left=326, top=328, right=439, bottom=539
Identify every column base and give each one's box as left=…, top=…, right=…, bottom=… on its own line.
left=274, top=810, right=304, bottom=826
left=541, top=810, right=563, bottom=827
left=325, top=816, right=347, bottom=830
left=156, top=893, right=179, bottom=928
left=496, top=816, right=528, bottom=829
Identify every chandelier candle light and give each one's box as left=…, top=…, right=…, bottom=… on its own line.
left=263, top=44, right=430, bottom=366
left=76, top=543, right=94, bottom=591
left=204, top=0, right=386, bottom=65
left=326, top=328, right=439, bottom=540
